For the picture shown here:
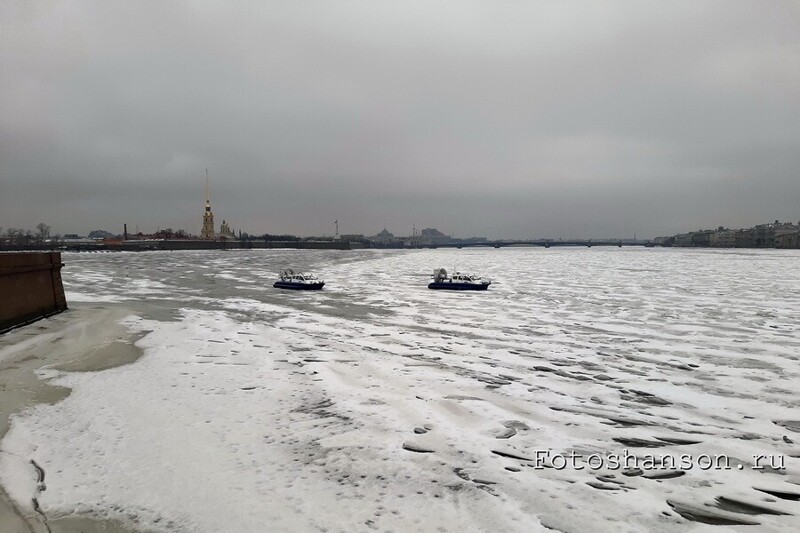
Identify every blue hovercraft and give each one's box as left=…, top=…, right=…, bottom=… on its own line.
left=428, top=268, right=491, bottom=291
left=273, top=269, right=325, bottom=290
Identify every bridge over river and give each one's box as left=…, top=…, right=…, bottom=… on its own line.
left=416, top=240, right=653, bottom=249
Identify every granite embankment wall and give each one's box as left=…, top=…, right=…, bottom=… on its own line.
left=0, top=252, right=67, bottom=333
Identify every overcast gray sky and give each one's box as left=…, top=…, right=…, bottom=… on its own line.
left=1, top=0, right=798, bottom=239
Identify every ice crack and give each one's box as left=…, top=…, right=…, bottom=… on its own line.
left=30, top=459, right=51, bottom=533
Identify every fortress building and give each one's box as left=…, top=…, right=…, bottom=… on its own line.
left=200, top=170, right=215, bottom=240
left=219, top=220, right=235, bottom=240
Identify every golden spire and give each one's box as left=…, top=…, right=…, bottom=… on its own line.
left=205, top=168, right=210, bottom=208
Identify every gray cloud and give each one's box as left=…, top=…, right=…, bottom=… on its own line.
left=1, top=0, right=798, bottom=238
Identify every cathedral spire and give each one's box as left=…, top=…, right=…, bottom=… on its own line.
left=201, top=169, right=215, bottom=240
left=205, top=168, right=211, bottom=209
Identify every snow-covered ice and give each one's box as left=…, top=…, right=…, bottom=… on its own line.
left=2, top=248, right=800, bottom=531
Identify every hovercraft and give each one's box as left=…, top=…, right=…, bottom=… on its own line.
left=428, top=268, right=490, bottom=290
left=273, top=269, right=325, bottom=290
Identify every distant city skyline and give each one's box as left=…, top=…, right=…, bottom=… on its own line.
left=4, top=177, right=799, bottom=242
left=5, top=213, right=800, bottom=245
left=2, top=1, right=799, bottom=239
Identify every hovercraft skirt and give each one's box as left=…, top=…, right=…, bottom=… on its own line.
left=273, top=281, right=325, bottom=290
left=428, top=282, right=489, bottom=291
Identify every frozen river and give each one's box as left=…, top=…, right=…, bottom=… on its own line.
left=2, top=247, right=799, bottom=531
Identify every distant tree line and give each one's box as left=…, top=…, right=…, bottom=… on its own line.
left=251, top=233, right=302, bottom=242
left=0, top=223, right=59, bottom=245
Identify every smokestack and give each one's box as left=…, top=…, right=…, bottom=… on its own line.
left=123, top=224, right=128, bottom=241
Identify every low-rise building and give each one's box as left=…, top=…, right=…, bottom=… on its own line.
left=370, top=228, right=399, bottom=246
left=775, top=232, right=800, bottom=249
left=667, top=220, right=799, bottom=249
left=419, top=228, right=452, bottom=246
left=734, top=229, right=754, bottom=248
left=773, top=220, right=799, bottom=249
left=710, top=228, right=736, bottom=247
left=339, top=234, right=366, bottom=244
left=691, top=230, right=714, bottom=247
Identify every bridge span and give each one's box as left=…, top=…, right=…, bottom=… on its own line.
left=417, top=240, right=653, bottom=249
